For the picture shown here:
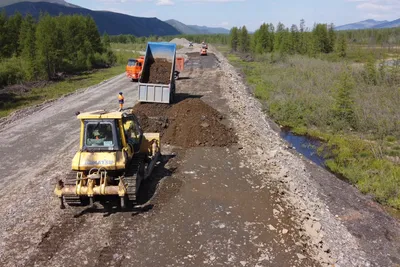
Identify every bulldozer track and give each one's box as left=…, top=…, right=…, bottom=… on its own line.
left=124, top=153, right=146, bottom=203
left=64, top=172, right=87, bottom=206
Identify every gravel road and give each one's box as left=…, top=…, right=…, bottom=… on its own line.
left=0, top=39, right=399, bottom=267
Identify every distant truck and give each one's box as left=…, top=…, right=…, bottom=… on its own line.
left=138, top=42, right=178, bottom=103
left=126, top=56, right=144, bottom=81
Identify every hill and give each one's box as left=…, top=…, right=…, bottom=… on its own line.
left=188, top=24, right=230, bottom=34
left=335, top=19, right=388, bottom=31
left=165, top=19, right=202, bottom=34
left=372, top=19, right=400, bottom=29
left=2, top=2, right=180, bottom=37
left=165, top=19, right=230, bottom=34
left=0, top=0, right=79, bottom=8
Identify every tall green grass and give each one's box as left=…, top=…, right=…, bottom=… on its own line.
left=222, top=49, right=400, bottom=209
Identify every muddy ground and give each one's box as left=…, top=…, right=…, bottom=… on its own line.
left=0, top=39, right=399, bottom=267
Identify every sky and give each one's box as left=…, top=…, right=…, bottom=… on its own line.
left=66, top=0, right=400, bottom=31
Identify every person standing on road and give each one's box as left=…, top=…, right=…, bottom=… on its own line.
left=118, top=92, right=124, bottom=111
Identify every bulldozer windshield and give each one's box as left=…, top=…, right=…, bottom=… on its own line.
left=84, top=120, right=120, bottom=151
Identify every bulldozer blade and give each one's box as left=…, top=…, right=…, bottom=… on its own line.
left=145, top=151, right=161, bottom=179
left=59, top=185, right=122, bottom=196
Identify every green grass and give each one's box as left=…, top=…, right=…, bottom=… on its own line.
left=318, top=44, right=400, bottom=64
left=220, top=46, right=400, bottom=210
left=0, top=64, right=126, bottom=118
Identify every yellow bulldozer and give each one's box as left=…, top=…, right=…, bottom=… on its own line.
left=54, top=109, right=161, bottom=209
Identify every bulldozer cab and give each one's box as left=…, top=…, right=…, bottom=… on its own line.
left=84, top=121, right=120, bottom=150
left=122, top=113, right=143, bottom=153
left=79, top=111, right=143, bottom=154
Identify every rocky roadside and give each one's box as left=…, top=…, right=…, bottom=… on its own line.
left=211, top=46, right=372, bottom=266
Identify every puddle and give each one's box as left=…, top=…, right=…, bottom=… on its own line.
left=280, top=130, right=326, bottom=167
left=382, top=59, right=400, bottom=67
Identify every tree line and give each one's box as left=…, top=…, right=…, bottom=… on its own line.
left=104, top=33, right=229, bottom=46
left=0, top=11, right=115, bottom=87
left=229, top=20, right=347, bottom=57
left=338, top=27, right=400, bottom=46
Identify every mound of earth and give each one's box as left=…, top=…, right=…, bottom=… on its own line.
left=141, top=58, right=172, bottom=84
left=169, top=38, right=190, bottom=46
left=132, top=98, right=237, bottom=148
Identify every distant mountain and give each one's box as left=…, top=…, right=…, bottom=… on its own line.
left=165, top=19, right=202, bottom=34
left=188, top=25, right=230, bottom=34
left=2, top=2, right=180, bottom=37
left=0, top=0, right=79, bottom=8
left=335, top=19, right=388, bottom=30
left=372, top=19, right=400, bottom=29
left=165, top=19, right=230, bottom=34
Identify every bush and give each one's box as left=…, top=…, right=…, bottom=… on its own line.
left=0, top=57, right=26, bottom=87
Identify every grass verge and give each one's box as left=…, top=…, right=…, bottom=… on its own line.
left=219, top=46, right=400, bottom=209
left=0, top=65, right=126, bottom=118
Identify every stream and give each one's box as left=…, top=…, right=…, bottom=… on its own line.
left=279, top=129, right=326, bottom=167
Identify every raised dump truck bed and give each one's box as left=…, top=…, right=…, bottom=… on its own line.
left=138, top=42, right=177, bottom=103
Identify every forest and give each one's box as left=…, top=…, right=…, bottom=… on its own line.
left=0, top=11, right=116, bottom=88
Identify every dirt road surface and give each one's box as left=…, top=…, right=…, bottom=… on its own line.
left=0, top=39, right=399, bottom=267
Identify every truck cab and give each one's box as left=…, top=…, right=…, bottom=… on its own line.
left=126, top=56, right=145, bottom=81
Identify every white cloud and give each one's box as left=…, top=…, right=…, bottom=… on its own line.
left=156, top=0, right=175, bottom=5
left=182, top=0, right=245, bottom=2
left=220, top=21, right=229, bottom=26
left=95, top=0, right=152, bottom=3
left=348, top=0, right=400, bottom=19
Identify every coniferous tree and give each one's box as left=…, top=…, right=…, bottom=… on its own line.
left=337, top=34, right=347, bottom=57
left=279, top=29, right=291, bottom=55
left=298, top=19, right=308, bottom=54
left=290, top=24, right=300, bottom=54
left=239, top=26, right=250, bottom=53
left=36, top=13, right=60, bottom=79
left=274, top=22, right=285, bottom=51
left=103, top=32, right=111, bottom=48
left=6, top=12, right=23, bottom=56
left=230, top=27, right=239, bottom=52
left=332, top=66, right=356, bottom=129
left=328, top=23, right=336, bottom=53
left=19, top=14, right=37, bottom=80
left=0, top=10, right=8, bottom=58
left=313, top=23, right=330, bottom=53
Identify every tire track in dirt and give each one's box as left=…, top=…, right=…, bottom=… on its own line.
left=0, top=74, right=134, bottom=267
left=24, top=214, right=87, bottom=267
left=94, top=154, right=183, bottom=267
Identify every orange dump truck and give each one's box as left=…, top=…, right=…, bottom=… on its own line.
left=126, top=56, right=145, bottom=81
left=126, top=55, right=185, bottom=81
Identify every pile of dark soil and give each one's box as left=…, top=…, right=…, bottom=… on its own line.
left=132, top=98, right=237, bottom=148
left=142, top=58, right=172, bottom=84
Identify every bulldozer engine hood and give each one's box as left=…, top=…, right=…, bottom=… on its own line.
left=72, top=151, right=126, bottom=171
